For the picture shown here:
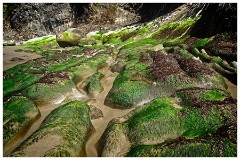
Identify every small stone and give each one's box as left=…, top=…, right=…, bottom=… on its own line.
left=10, top=57, right=24, bottom=61
left=90, top=105, right=103, bottom=120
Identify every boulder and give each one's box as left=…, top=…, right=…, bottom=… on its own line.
left=89, top=105, right=103, bottom=120
left=3, top=96, right=40, bottom=149
left=101, top=94, right=237, bottom=156
left=22, top=72, right=75, bottom=103
left=56, top=29, right=82, bottom=47
left=127, top=133, right=237, bottom=157
left=81, top=72, right=104, bottom=95
left=9, top=101, right=92, bottom=157
left=3, top=40, right=16, bottom=46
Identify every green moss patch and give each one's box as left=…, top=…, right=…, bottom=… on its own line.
left=4, top=73, right=43, bottom=97
left=199, top=90, right=226, bottom=101
left=81, top=72, right=104, bottom=95
left=23, top=36, right=57, bottom=48
left=126, top=137, right=236, bottom=157
left=69, top=54, right=108, bottom=83
left=22, top=72, right=74, bottom=103
left=181, top=106, right=224, bottom=138
left=126, top=98, right=183, bottom=144
left=105, top=81, right=151, bottom=109
left=10, top=100, right=92, bottom=157
left=152, top=16, right=200, bottom=41
left=3, top=96, right=40, bottom=147
left=56, top=31, right=81, bottom=47
left=195, top=38, right=210, bottom=48
left=123, top=38, right=163, bottom=50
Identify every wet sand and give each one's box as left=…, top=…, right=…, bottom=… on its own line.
left=224, top=78, right=237, bottom=99
left=3, top=46, right=42, bottom=71
left=85, top=66, right=133, bottom=157
left=4, top=103, right=59, bottom=156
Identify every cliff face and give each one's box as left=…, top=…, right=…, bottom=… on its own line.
left=3, top=3, right=236, bottom=41
left=4, top=3, right=74, bottom=40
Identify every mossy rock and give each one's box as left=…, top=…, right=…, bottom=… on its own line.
left=152, top=16, right=201, bottom=41
left=105, top=56, right=174, bottom=109
left=102, top=94, right=236, bottom=156
left=9, top=100, right=92, bottom=157
left=101, top=121, right=130, bottom=157
left=86, top=31, right=102, bottom=41
left=43, top=56, right=87, bottom=73
left=168, top=53, right=227, bottom=90
left=122, top=38, right=164, bottom=50
left=3, top=50, right=91, bottom=98
left=22, top=72, right=75, bottom=103
left=3, top=96, right=40, bottom=148
left=102, top=27, right=137, bottom=45
left=81, top=72, right=104, bottom=95
left=180, top=98, right=237, bottom=138
left=105, top=81, right=152, bottom=109
left=126, top=98, right=183, bottom=145
left=23, top=35, right=57, bottom=48
left=126, top=136, right=236, bottom=157
left=176, top=88, right=231, bottom=107
left=4, top=73, right=43, bottom=97
left=3, top=61, right=44, bottom=98
left=56, top=31, right=81, bottom=47
left=69, top=54, right=108, bottom=83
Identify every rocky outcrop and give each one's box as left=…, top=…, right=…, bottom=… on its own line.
left=3, top=2, right=237, bottom=158
left=3, top=96, right=40, bottom=150
left=3, top=3, right=237, bottom=42
left=105, top=51, right=226, bottom=109
left=9, top=101, right=92, bottom=157
left=4, top=3, right=74, bottom=40
left=22, top=72, right=75, bottom=103
left=102, top=91, right=237, bottom=156
left=81, top=72, right=104, bottom=95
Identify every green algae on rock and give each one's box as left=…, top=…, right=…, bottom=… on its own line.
left=152, top=16, right=201, bottom=42
left=176, top=88, right=230, bottom=107
left=101, top=121, right=130, bottom=157
left=69, top=54, right=108, bottom=83
left=22, top=35, right=58, bottom=48
left=126, top=98, right=183, bottom=145
left=126, top=135, right=236, bottom=157
left=105, top=81, right=152, bottom=109
left=101, top=92, right=237, bottom=156
left=9, top=100, right=92, bottom=157
left=22, top=72, right=74, bottom=103
left=81, top=72, right=104, bottom=95
left=3, top=96, right=40, bottom=148
left=4, top=72, right=43, bottom=98
left=56, top=30, right=82, bottom=47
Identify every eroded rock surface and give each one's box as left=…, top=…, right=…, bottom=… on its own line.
left=3, top=3, right=237, bottom=157
left=3, top=96, right=40, bottom=151
left=9, top=101, right=92, bottom=157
